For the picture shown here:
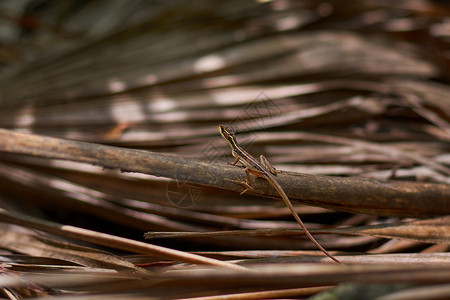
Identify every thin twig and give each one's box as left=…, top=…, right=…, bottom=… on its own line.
left=0, top=207, right=249, bottom=271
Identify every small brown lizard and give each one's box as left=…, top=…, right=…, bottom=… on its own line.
left=219, top=125, right=342, bottom=264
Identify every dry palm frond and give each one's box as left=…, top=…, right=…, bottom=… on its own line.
left=0, top=0, right=449, bottom=299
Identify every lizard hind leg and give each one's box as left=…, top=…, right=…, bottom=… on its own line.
left=238, top=167, right=257, bottom=195
left=226, top=167, right=256, bottom=195
left=260, top=155, right=278, bottom=175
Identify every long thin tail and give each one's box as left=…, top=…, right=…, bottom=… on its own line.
left=267, top=175, right=343, bottom=264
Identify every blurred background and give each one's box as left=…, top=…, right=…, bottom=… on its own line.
left=0, top=0, right=449, bottom=299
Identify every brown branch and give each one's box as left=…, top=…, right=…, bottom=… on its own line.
left=0, top=128, right=449, bottom=217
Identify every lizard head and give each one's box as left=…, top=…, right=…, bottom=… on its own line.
left=218, top=125, right=237, bottom=145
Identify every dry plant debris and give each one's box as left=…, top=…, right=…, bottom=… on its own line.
left=0, top=0, right=449, bottom=299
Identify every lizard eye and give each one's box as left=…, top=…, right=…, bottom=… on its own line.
left=225, top=125, right=234, bottom=134
left=219, top=125, right=235, bottom=135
